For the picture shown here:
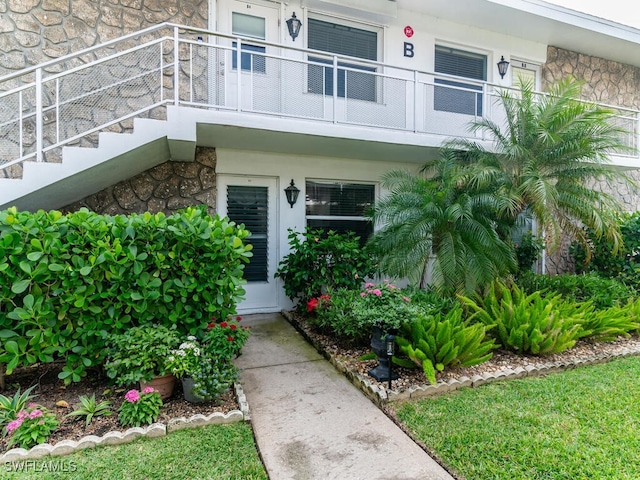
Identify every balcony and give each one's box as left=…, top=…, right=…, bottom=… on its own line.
left=0, top=23, right=638, bottom=192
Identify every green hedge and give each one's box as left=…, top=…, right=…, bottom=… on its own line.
left=0, top=206, right=252, bottom=383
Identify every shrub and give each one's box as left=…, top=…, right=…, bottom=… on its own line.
left=6, top=404, right=58, bottom=449
left=460, top=282, right=584, bottom=355
left=313, top=282, right=420, bottom=344
left=275, top=228, right=376, bottom=307
left=571, top=211, right=640, bottom=290
left=514, top=231, right=545, bottom=273
left=0, top=385, right=36, bottom=433
left=516, top=271, right=634, bottom=309
left=104, top=325, right=181, bottom=386
left=118, top=388, right=162, bottom=427
left=396, top=306, right=496, bottom=384
left=578, top=303, right=640, bottom=341
left=0, top=206, right=251, bottom=384
left=203, top=316, right=251, bottom=361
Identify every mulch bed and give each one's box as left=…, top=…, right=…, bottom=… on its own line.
left=288, top=311, right=640, bottom=394
left=0, top=363, right=238, bottom=453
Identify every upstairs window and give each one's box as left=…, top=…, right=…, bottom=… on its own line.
left=307, top=18, right=378, bottom=101
left=434, top=46, right=487, bottom=115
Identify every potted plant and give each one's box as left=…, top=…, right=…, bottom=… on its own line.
left=166, top=336, right=239, bottom=403
left=104, top=325, right=181, bottom=400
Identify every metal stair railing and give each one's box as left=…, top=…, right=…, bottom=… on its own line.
left=1, top=23, right=638, bottom=176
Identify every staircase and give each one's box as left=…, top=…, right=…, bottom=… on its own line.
left=1, top=23, right=638, bottom=212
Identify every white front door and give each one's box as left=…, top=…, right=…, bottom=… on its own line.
left=217, top=1, right=280, bottom=111
left=218, top=176, right=279, bottom=313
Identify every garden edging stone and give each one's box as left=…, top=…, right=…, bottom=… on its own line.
left=282, top=310, right=640, bottom=404
left=0, top=382, right=249, bottom=462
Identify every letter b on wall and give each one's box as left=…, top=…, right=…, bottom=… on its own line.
left=404, top=42, right=414, bottom=58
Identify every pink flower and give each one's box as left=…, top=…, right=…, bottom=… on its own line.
left=372, top=289, right=382, bottom=297
left=6, top=419, right=22, bottom=435
left=360, top=292, right=366, bottom=297
left=402, top=296, right=411, bottom=303
left=364, top=283, right=375, bottom=288
left=124, top=389, right=141, bottom=403
left=27, top=403, right=38, bottom=409
left=28, top=409, right=43, bottom=419
left=142, top=387, right=155, bottom=395
left=17, top=410, right=28, bottom=421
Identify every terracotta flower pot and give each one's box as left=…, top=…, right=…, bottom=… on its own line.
left=140, top=373, right=176, bottom=400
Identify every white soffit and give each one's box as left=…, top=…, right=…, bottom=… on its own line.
left=301, top=0, right=398, bottom=23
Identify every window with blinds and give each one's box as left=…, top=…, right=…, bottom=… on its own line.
left=434, top=45, right=487, bottom=115
left=226, top=186, right=269, bottom=282
left=307, top=18, right=378, bottom=101
left=305, top=181, right=374, bottom=245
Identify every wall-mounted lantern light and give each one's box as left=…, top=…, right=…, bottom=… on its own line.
left=497, top=56, right=509, bottom=79
left=284, top=179, right=300, bottom=208
left=286, top=12, right=302, bottom=41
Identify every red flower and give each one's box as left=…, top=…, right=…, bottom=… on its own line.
left=207, top=322, right=216, bottom=329
left=230, top=324, right=237, bottom=330
left=236, top=316, right=242, bottom=322
left=227, top=336, right=234, bottom=342
left=307, top=298, right=319, bottom=312
left=220, top=321, right=228, bottom=327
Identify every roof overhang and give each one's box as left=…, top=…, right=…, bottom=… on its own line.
left=401, top=0, right=640, bottom=67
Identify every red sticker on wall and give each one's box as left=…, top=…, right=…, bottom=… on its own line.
left=404, top=26, right=414, bottom=38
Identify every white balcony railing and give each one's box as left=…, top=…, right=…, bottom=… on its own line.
left=0, top=23, right=638, bottom=173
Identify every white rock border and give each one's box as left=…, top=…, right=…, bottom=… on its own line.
left=0, top=382, right=249, bottom=462
left=282, top=310, right=640, bottom=406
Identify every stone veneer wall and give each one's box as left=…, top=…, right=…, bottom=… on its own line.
left=543, top=46, right=640, bottom=274
left=62, top=147, right=217, bottom=215
left=0, top=0, right=207, bottom=75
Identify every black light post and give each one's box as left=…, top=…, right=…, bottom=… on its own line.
left=368, top=327, right=399, bottom=384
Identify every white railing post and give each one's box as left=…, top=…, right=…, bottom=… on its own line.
left=332, top=55, right=338, bottom=124
left=173, top=26, right=180, bottom=105
left=237, top=38, right=242, bottom=112
left=35, top=67, right=43, bottom=162
left=413, top=70, right=418, bottom=133
left=160, top=40, right=164, bottom=102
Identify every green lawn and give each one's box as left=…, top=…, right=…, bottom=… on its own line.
left=1, top=423, right=267, bottom=480
left=395, top=356, right=640, bottom=480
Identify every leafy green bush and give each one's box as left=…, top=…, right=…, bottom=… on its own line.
left=396, top=306, right=496, bottom=384
left=516, top=271, right=634, bottom=309
left=514, top=231, right=545, bottom=273
left=578, top=304, right=640, bottom=341
left=572, top=211, right=640, bottom=290
left=0, top=206, right=251, bottom=384
left=313, top=282, right=420, bottom=344
left=6, top=404, right=59, bottom=449
left=275, top=228, right=376, bottom=307
left=104, top=325, right=181, bottom=386
left=460, top=282, right=584, bottom=355
left=118, top=388, right=162, bottom=427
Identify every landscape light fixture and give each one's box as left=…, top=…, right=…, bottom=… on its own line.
left=497, top=56, right=509, bottom=79
left=286, top=12, right=302, bottom=41
left=368, top=329, right=399, bottom=384
left=284, top=179, right=300, bottom=208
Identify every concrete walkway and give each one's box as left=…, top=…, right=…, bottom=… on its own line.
left=235, top=313, right=454, bottom=480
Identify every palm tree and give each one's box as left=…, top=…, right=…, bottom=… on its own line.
left=368, top=158, right=516, bottom=296
left=435, top=78, right=633, bottom=257
left=369, top=78, right=633, bottom=294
